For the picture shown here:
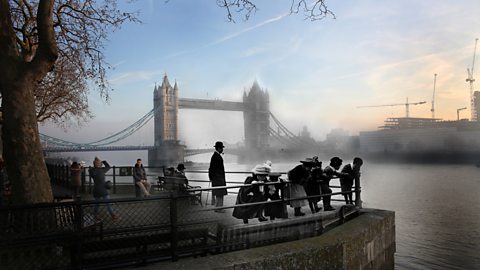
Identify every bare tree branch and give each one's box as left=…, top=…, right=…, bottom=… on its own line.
left=290, top=0, right=335, bottom=21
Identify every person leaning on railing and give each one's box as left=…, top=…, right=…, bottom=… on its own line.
left=305, top=157, right=323, bottom=213
left=287, top=157, right=319, bottom=216
left=320, top=157, right=343, bottom=211
left=338, top=157, right=363, bottom=205
left=232, top=164, right=269, bottom=224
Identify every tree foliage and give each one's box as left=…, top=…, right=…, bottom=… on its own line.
left=2, top=0, right=139, bottom=125
left=0, top=0, right=138, bottom=204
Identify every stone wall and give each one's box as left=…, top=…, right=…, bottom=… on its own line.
left=144, top=208, right=395, bottom=270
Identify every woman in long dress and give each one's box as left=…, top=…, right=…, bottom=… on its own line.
left=287, top=157, right=319, bottom=216
left=232, top=164, right=270, bottom=224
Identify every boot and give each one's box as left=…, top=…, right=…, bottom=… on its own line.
left=294, top=207, right=305, bottom=216
left=258, top=215, right=267, bottom=222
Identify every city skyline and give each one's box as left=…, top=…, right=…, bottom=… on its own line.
left=40, top=0, right=480, bottom=148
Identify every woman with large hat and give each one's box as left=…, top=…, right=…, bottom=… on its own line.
left=232, top=164, right=270, bottom=224
left=287, top=157, right=319, bottom=216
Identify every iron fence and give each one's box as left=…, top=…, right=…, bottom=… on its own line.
left=1, top=166, right=362, bottom=270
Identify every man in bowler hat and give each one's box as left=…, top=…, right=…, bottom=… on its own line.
left=209, top=141, right=227, bottom=212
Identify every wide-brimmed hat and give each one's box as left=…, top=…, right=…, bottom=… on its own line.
left=214, top=141, right=225, bottom=148
left=300, top=156, right=320, bottom=165
left=251, top=164, right=271, bottom=175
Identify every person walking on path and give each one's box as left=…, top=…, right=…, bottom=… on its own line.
left=321, top=157, right=343, bottom=211
left=89, top=157, right=118, bottom=220
left=287, top=157, right=319, bottom=216
left=339, top=157, right=363, bottom=205
left=70, top=161, right=82, bottom=200
left=209, top=141, right=227, bottom=212
left=133, top=158, right=151, bottom=197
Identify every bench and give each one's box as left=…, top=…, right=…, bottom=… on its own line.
left=158, top=175, right=202, bottom=206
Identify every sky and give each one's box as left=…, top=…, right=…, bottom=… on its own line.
left=40, top=0, right=480, bottom=149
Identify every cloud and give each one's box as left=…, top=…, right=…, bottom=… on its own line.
left=165, top=13, right=289, bottom=60
left=109, top=70, right=163, bottom=85
left=210, top=13, right=288, bottom=46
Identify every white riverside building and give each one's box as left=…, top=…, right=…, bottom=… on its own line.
left=359, top=117, right=480, bottom=154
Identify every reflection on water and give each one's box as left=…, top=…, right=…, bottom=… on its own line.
left=361, top=163, right=480, bottom=270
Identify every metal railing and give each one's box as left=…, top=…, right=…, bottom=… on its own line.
left=1, top=166, right=362, bottom=269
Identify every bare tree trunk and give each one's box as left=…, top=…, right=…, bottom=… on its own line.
left=2, top=76, right=53, bottom=204
left=0, top=0, right=56, bottom=204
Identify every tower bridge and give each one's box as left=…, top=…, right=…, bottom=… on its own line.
left=149, top=75, right=270, bottom=166
left=42, top=74, right=317, bottom=166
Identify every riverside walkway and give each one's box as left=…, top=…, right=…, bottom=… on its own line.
left=0, top=165, right=363, bottom=270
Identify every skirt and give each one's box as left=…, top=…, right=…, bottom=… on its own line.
left=288, top=183, right=307, bottom=208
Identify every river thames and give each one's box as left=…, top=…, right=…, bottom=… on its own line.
left=68, top=152, right=480, bottom=269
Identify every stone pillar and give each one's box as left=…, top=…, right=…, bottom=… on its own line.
left=149, top=74, right=184, bottom=167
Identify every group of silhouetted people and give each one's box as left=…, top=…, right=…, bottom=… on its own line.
left=287, top=156, right=363, bottom=217
left=208, top=141, right=364, bottom=224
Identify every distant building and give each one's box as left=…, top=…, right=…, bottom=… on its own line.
left=359, top=117, right=480, bottom=154
left=474, top=91, right=480, bottom=121
left=325, top=128, right=350, bottom=151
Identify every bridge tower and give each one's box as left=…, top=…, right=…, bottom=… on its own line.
left=148, top=74, right=184, bottom=167
left=243, top=81, right=270, bottom=150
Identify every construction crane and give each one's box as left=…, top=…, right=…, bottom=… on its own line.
left=457, top=107, right=467, bottom=121
left=431, top=74, right=437, bottom=119
left=466, top=38, right=478, bottom=121
left=357, top=98, right=427, bottom=118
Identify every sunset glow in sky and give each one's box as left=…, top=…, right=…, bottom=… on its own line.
left=41, top=0, right=480, bottom=148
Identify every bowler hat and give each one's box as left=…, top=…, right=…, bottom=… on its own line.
left=214, top=141, right=225, bottom=148
left=177, top=163, right=185, bottom=171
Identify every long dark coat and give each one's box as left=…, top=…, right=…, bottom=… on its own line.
left=232, top=176, right=266, bottom=220
left=305, top=167, right=322, bottom=204
left=264, top=176, right=285, bottom=219
left=339, top=164, right=355, bottom=187
left=89, top=161, right=111, bottom=198
left=208, top=151, right=227, bottom=196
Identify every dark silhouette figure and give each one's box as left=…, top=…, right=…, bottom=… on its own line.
left=70, top=161, right=82, bottom=199
left=321, top=157, right=343, bottom=211
left=89, top=157, right=118, bottom=220
left=264, top=172, right=286, bottom=220
left=306, top=158, right=323, bottom=213
left=232, top=164, right=270, bottom=224
left=339, top=157, right=363, bottom=204
left=209, top=141, right=227, bottom=212
left=288, top=157, right=318, bottom=216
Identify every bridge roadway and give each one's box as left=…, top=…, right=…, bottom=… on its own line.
left=179, top=98, right=244, bottom=111
left=43, top=146, right=240, bottom=156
